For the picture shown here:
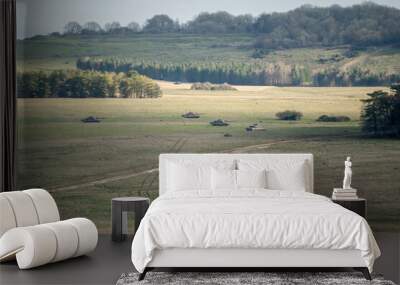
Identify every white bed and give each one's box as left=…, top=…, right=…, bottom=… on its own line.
left=131, top=154, right=380, bottom=280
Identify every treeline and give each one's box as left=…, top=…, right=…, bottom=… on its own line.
left=253, top=3, right=400, bottom=49
left=77, top=57, right=311, bottom=86
left=77, top=57, right=400, bottom=87
left=313, top=67, right=400, bottom=87
left=17, top=70, right=162, bottom=98
left=53, top=3, right=400, bottom=49
left=361, top=85, right=400, bottom=137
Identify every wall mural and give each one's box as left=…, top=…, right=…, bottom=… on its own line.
left=16, top=0, right=400, bottom=233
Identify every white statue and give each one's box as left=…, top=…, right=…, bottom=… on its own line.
left=343, top=156, right=352, bottom=189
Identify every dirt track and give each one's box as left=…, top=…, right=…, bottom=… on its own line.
left=52, top=139, right=294, bottom=191
left=54, top=133, right=355, bottom=191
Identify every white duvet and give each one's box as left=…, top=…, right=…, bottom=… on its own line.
left=131, top=190, right=380, bottom=273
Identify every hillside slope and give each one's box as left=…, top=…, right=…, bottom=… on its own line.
left=17, top=34, right=400, bottom=86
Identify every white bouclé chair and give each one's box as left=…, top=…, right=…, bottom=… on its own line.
left=0, top=189, right=98, bottom=269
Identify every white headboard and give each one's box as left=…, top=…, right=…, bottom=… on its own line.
left=159, top=153, right=314, bottom=195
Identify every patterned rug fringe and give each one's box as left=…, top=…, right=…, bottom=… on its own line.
left=116, top=271, right=395, bottom=285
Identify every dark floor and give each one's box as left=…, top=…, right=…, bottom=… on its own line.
left=0, top=235, right=133, bottom=285
left=0, top=232, right=399, bottom=285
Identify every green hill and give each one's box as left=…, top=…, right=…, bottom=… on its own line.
left=17, top=33, right=400, bottom=86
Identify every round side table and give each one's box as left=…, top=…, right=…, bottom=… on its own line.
left=111, top=197, right=150, bottom=242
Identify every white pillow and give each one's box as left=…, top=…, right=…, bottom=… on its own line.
left=236, top=169, right=267, bottom=189
left=238, top=159, right=307, bottom=191
left=166, top=159, right=236, bottom=193
left=211, top=168, right=236, bottom=191
left=167, top=162, right=211, bottom=191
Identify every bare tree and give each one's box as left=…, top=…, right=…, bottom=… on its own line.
left=104, top=22, right=121, bottom=33
left=83, top=21, right=102, bottom=33
left=127, top=21, right=140, bottom=32
left=143, top=15, right=177, bottom=33
left=64, top=21, right=82, bottom=34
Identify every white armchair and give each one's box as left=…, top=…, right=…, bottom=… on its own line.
left=0, top=189, right=98, bottom=269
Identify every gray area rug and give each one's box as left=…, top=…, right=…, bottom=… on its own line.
left=116, top=272, right=396, bottom=285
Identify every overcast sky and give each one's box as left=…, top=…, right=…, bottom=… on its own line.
left=17, top=0, right=400, bottom=38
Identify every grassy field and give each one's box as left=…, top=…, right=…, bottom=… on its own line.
left=17, top=34, right=400, bottom=74
left=16, top=33, right=400, bottom=232
left=17, top=83, right=399, bottom=232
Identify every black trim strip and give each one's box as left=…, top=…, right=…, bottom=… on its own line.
left=0, top=0, right=17, bottom=192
